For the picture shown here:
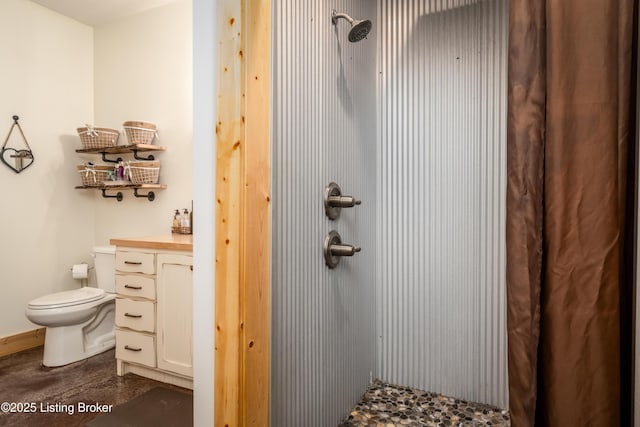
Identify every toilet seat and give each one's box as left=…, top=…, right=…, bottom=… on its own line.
left=28, top=288, right=105, bottom=310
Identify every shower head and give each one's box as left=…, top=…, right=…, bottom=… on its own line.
left=331, top=10, right=372, bottom=43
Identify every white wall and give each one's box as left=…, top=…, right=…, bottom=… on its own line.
left=92, top=0, right=192, bottom=244
left=0, top=0, right=95, bottom=337
left=271, top=1, right=377, bottom=425
left=376, top=0, right=509, bottom=407
left=192, top=0, right=215, bottom=424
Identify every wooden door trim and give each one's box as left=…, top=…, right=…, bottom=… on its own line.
left=215, top=0, right=271, bottom=425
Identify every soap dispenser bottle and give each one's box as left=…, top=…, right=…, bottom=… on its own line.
left=182, top=208, right=191, bottom=234
left=172, top=209, right=180, bottom=233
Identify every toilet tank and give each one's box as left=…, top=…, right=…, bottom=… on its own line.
left=92, top=245, right=116, bottom=292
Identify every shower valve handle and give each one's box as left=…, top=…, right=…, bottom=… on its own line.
left=324, top=182, right=361, bottom=220
left=327, top=195, right=361, bottom=208
left=330, top=243, right=361, bottom=257
left=324, top=230, right=361, bottom=268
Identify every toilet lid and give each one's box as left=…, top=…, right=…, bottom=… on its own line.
left=28, top=287, right=105, bottom=309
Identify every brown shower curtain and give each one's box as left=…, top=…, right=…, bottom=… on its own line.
left=507, top=0, right=637, bottom=426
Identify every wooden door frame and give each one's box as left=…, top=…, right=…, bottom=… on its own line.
left=214, top=0, right=271, bottom=425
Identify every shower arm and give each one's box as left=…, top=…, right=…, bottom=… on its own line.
left=332, top=10, right=354, bottom=25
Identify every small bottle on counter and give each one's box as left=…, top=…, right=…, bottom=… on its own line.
left=181, top=208, right=191, bottom=234
left=172, top=209, right=180, bottom=233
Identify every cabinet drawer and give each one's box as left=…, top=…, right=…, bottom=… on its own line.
left=116, top=251, right=155, bottom=275
left=116, top=275, right=156, bottom=300
left=116, top=298, right=155, bottom=332
left=115, top=329, right=156, bottom=367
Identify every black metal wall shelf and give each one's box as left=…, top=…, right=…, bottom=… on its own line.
left=76, top=144, right=166, bottom=163
left=75, top=143, right=166, bottom=201
left=75, top=184, right=167, bottom=202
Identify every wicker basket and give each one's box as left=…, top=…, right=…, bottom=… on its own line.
left=128, top=160, right=160, bottom=184
left=77, top=126, right=120, bottom=149
left=123, top=121, right=157, bottom=145
left=172, top=226, right=192, bottom=235
left=77, top=164, right=112, bottom=186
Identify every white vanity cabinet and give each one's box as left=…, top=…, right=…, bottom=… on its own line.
left=111, top=235, right=193, bottom=389
left=156, top=253, right=193, bottom=377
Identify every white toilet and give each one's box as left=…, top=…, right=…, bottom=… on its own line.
left=25, top=246, right=116, bottom=367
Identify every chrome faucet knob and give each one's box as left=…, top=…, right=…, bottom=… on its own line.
left=324, top=182, right=361, bottom=220
left=324, top=231, right=361, bottom=268
left=330, top=243, right=361, bottom=257
left=327, top=195, right=361, bottom=208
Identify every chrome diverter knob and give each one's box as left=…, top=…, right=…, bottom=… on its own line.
left=324, top=230, right=361, bottom=269
left=324, top=182, right=361, bottom=220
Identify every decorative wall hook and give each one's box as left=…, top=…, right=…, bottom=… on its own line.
left=1, top=115, right=34, bottom=174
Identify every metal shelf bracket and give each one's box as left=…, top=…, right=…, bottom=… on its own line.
left=133, top=188, right=156, bottom=201
left=101, top=189, right=123, bottom=202
left=101, top=152, right=123, bottom=164
left=132, top=150, right=155, bottom=161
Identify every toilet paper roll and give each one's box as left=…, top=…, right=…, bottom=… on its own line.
left=72, top=263, right=88, bottom=280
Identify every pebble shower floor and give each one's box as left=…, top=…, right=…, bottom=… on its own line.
left=339, top=380, right=511, bottom=427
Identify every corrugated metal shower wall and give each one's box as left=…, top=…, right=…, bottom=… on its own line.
left=375, top=0, right=509, bottom=408
left=271, top=1, right=378, bottom=426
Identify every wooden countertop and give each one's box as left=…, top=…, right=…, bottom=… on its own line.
left=110, top=234, right=193, bottom=251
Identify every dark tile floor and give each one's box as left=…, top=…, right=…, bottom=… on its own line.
left=0, top=346, right=192, bottom=427
left=340, top=380, right=510, bottom=427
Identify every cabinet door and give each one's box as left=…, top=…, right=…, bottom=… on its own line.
left=156, top=253, right=193, bottom=377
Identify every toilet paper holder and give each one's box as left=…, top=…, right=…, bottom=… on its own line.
left=69, top=263, right=93, bottom=286
left=70, top=264, right=93, bottom=280
left=69, top=264, right=94, bottom=272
